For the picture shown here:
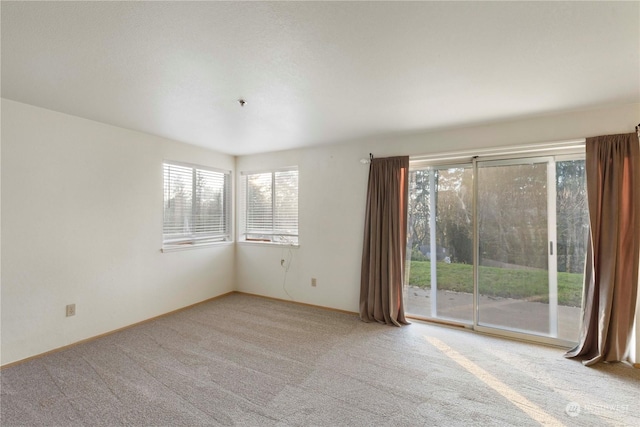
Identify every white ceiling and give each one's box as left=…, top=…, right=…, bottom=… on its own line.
left=2, top=1, right=639, bottom=156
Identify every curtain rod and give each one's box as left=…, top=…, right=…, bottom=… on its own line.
left=360, top=153, right=374, bottom=164
left=361, top=128, right=639, bottom=164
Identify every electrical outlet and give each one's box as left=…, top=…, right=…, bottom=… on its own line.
left=66, top=304, right=76, bottom=317
left=311, top=278, right=317, bottom=287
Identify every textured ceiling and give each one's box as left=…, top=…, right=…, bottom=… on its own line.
left=2, top=1, right=639, bottom=155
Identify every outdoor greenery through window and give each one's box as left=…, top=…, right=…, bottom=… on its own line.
left=240, top=168, right=298, bottom=245
left=163, top=162, right=231, bottom=247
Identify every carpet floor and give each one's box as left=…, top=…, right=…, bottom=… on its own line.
left=1, top=293, right=638, bottom=426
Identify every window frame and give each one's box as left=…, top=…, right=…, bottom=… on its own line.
left=239, top=166, right=299, bottom=246
left=162, top=161, right=232, bottom=251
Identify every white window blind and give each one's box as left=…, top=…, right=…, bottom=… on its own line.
left=163, top=162, right=231, bottom=246
left=241, top=168, right=298, bottom=244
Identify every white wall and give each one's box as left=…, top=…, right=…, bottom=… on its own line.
left=236, top=145, right=369, bottom=311
left=1, top=99, right=235, bottom=365
left=236, top=103, right=640, bottom=348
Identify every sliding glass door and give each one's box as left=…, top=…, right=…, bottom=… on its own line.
left=406, top=154, right=587, bottom=345
left=476, top=157, right=586, bottom=342
left=476, top=159, right=556, bottom=337
left=406, top=165, right=474, bottom=324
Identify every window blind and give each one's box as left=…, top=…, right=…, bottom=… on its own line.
left=163, top=162, right=231, bottom=246
left=241, top=168, right=298, bottom=244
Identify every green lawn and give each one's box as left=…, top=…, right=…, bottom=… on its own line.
left=408, top=261, right=583, bottom=307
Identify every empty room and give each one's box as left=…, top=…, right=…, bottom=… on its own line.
left=1, top=1, right=639, bottom=426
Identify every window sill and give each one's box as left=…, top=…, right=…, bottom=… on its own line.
left=161, top=241, right=234, bottom=253
left=237, top=240, right=299, bottom=249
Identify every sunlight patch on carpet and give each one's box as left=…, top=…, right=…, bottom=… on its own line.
left=425, top=336, right=565, bottom=426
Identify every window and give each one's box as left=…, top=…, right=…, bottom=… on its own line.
left=163, top=162, right=231, bottom=248
left=240, top=167, right=298, bottom=245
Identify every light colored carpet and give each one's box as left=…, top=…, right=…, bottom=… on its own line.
left=1, top=293, right=638, bottom=426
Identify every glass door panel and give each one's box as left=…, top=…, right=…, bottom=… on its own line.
left=555, top=159, right=588, bottom=341
left=477, top=160, right=553, bottom=336
left=405, top=166, right=474, bottom=324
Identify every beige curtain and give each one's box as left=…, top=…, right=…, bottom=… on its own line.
left=360, top=156, right=410, bottom=326
left=566, top=133, right=640, bottom=365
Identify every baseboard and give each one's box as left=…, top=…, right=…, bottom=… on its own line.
left=232, top=291, right=359, bottom=316
left=1, top=291, right=235, bottom=370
